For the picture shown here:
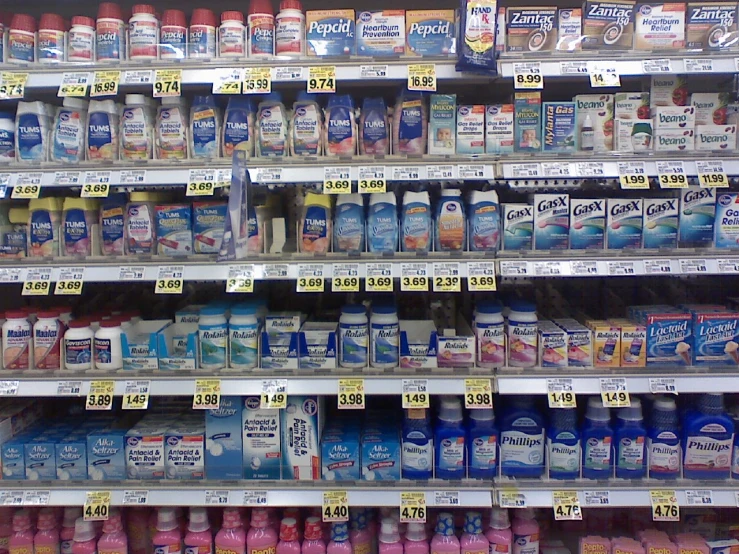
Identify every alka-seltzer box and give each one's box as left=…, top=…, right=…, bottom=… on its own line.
left=653, top=106, right=696, bottom=129
left=643, top=197, right=679, bottom=248
left=306, top=10, right=356, bottom=57
left=655, top=129, right=695, bottom=151
left=607, top=198, right=643, bottom=249
left=575, top=94, right=615, bottom=151
left=87, top=429, right=127, bottom=480
left=456, top=105, right=485, bottom=155
left=321, top=428, right=360, bottom=480
left=646, top=312, right=693, bottom=366
left=542, top=102, right=577, bottom=152
left=693, top=311, right=739, bottom=366
left=515, top=92, right=542, bottom=152
left=714, top=192, right=739, bottom=248
left=533, top=194, right=570, bottom=250
left=650, top=75, right=689, bottom=107
left=242, top=396, right=280, bottom=480
left=406, top=10, right=456, bottom=57
left=281, top=396, right=324, bottom=480
left=570, top=199, right=605, bottom=249
left=696, top=124, right=737, bottom=150
left=506, top=7, right=558, bottom=52
left=687, top=2, right=739, bottom=50
left=356, top=10, right=406, bottom=56
left=485, top=105, right=514, bottom=154
left=582, top=0, right=636, bottom=50
left=557, top=8, right=583, bottom=50
left=691, top=92, right=731, bottom=125
left=679, top=187, right=716, bottom=246
left=503, top=204, right=533, bottom=250
left=634, top=3, right=687, bottom=50
left=205, top=396, right=243, bottom=480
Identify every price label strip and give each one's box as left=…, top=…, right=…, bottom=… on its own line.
left=553, top=491, right=582, bottom=521
left=0, top=72, right=27, bottom=100
left=402, top=379, right=430, bottom=409
left=122, top=490, right=149, bottom=505
left=649, top=378, right=677, bottom=395
left=0, top=492, right=23, bottom=506
left=193, top=379, right=221, bottom=410
left=84, top=492, right=110, bottom=521
left=467, top=262, right=497, bottom=292
left=243, top=67, right=271, bottom=94
left=90, top=71, right=120, bottom=98
left=358, top=166, right=386, bottom=194
left=153, top=69, right=182, bottom=98
left=308, top=66, right=336, bottom=94
left=432, top=262, right=461, bottom=293
left=588, top=61, right=621, bottom=87
left=23, top=491, right=50, bottom=506
left=332, top=263, right=360, bottom=293
left=323, top=166, right=351, bottom=194
left=401, top=263, right=429, bottom=292
left=55, top=267, right=85, bottom=296
left=23, top=268, right=52, bottom=296
left=618, top=161, right=649, bottom=189
left=600, top=378, right=630, bottom=408
left=226, top=265, right=255, bottom=294
left=499, top=490, right=526, bottom=508
left=58, top=72, right=90, bottom=97
left=338, top=379, right=365, bottom=410
left=205, top=491, right=230, bottom=505
left=366, top=263, right=393, bottom=293
left=513, top=62, right=543, bottom=89
left=434, top=492, right=460, bottom=507
left=465, top=379, right=493, bottom=409
left=212, top=68, right=243, bottom=94
left=122, top=380, right=151, bottom=410
left=155, top=266, right=184, bottom=295
left=261, top=379, right=288, bottom=409
left=651, top=490, right=679, bottom=522
left=584, top=491, right=610, bottom=507
left=400, top=492, right=426, bottom=524
left=696, top=160, right=729, bottom=188
left=243, top=491, right=268, bottom=506
left=685, top=490, right=713, bottom=506
left=656, top=161, right=688, bottom=189
left=408, top=64, right=437, bottom=92
left=322, top=491, right=349, bottom=523
left=187, top=169, right=216, bottom=196
left=86, top=380, right=115, bottom=411
left=297, top=264, right=325, bottom=293
left=12, top=175, right=42, bottom=199
left=547, top=378, right=576, bottom=408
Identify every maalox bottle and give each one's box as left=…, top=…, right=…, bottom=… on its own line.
left=547, top=408, right=580, bottom=480
left=615, top=397, right=647, bottom=479
left=499, top=397, right=544, bottom=478
left=582, top=397, right=613, bottom=479
left=434, top=396, right=466, bottom=480
left=648, top=396, right=680, bottom=479
left=683, top=393, right=734, bottom=480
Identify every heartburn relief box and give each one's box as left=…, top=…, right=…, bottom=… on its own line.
left=356, top=10, right=406, bottom=56
left=634, top=3, right=687, bottom=50
left=557, top=8, right=583, bottom=50
left=406, top=10, right=456, bottom=56
left=307, top=10, right=357, bottom=57
left=542, top=102, right=577, bottom=152
left=506, top=7, right=558, bottom=52
left=582, top=0, right=636, bottom=50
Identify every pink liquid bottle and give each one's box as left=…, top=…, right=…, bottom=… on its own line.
left=98, top=509, right=127, bottom=554
left=71, top=520, right=96, bottom=554
left=485, top=509, right=511, bottom=554
left=245, top=509, right=275, bottom=554
left=301, top=518, right=325, bottom=554
left=430, top=514, right=459, bottom=554
left=184, top=508, right=212, bottom=554
left=59, top=509, right=80, bottom=554
left=510, top=510, right=537, bottom=554
left=0, top=507, right=13, bottom=554
left=378, top=519, right=402, bottom=554
left=460, top=513, right=488, bottom=554
left=403, top=524, right=428, bottom=554
left=282, top=511, right=302, bottom=541
left=9, top=510, right=34, bottom=554
left=127, top=509, right=150, bottom=554
left=153, top=508, right=183, bottom=554
left=276, top=518, right=300, bottom=554
left=348, top=510, right=370, bottom=554
left=34, top=509, right=60, bottom=554
left=327, top=524, right=352, bottom=554
left=217, top=509, right=246, bottom=554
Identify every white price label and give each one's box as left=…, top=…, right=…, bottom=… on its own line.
left=607, top=261, right=637, bottom=276
left=0, top=492, right=23, bottom=506
left=644, top=259, right=672, bottom=274
left=0, top=381, right=19, bottom=395
left=54, top=171, right=81, bottom=186
left=274, top=67, right=303, bottom=81
left=499, top=491, right=527, bottom=508
left=541, top=162, right=571, bottom=177
left=243, top=491, right=268, bottom=506
left=205, top=491, right=230, bottom=505
left=584, top=491, right=610, bottom=506
left=533, top=261, right=568, bottom=276
left=684, top=58, right=713, bottom=72
left=575, top=162, right=605, bottom=177
left=263, top=264, right=289, bottom=279
left=642, top=59, right=673, bottom=73
left=718, top=259, right=739, bottom=273
left=402, top=379, right=430, bottom=409
left=510, top=163, right=541, bottom=178
left=686, top=490, right=713, bottom=506
left=588, top=61, right=620, bottom=87
left=433, top=491, right=460, bottom=507
left=458, top=165, right=486, bottom=179
left=256, top=168, right=283, bottom=183
left=57, top=381, right=83, bottom=396
left=426, top=165, right=455, bottom=180
left=359, top=65, right=388, bottom=79
left=500, top=261, right=528, bottom=276
left=0, top=268, right=22, bottom=283
left=122, top=70, right=153, bottom=85
left=649, top=378, right=677, bottom=395
left=23, top=491, right=50, bottom=505
left=679, top=259, right=708, bottom=274
left=119, top=267, right=146, bottom=281
left=392, top=166, right=421, bottom=181
left=571, top=261, right=598, bottom=276
left=119, top=170, right=146, bottom=185
left=559, top=61, right=588, bottom=75
left=122, top=490, right=149, bottom=505
left=212, top=68, right=243, bottom=94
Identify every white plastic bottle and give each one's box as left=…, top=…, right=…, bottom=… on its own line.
left=87, top=99, right=119, bottom=161
left=64, top=320, right=94, bottom=370
left=52, top=98, right=89, bottom=164
left=228, top=305, right=258, bottom=370
left=128, top=4, right=159, bottom=60
left=339, top=305, right=368, bottom=369
left=370, top=305, right=399, bottom=369
left=3, top=310, right=31, bottom=370
left=475, top=302, right=505, bottom=369
left=68, top=16, right=96, bottom=62
left=507, top=300, right=538, bottom=369
left=33, top=310, right=62, bottom=371
left=157, top=97, right=189, bottom=160
left=121, top=94, right=154, bottom=161
left=247, top=0, right=275, bottom=58
left=16, top=101, right=52, bottom=163
left=94, top=319, right=123, bottom=371
left=199, top=307, right=227, bottom=370
left=218, top=11, right=246, bottom=58
left=275, top=0, right=305, bottom=57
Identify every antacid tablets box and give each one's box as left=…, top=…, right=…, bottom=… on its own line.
left=506, top=7, right=558, bottom=52
left=582, top=0, right=636, bottom=49
left=356, top=10, right=406, bottom=56
left=242, top=396, right=280, bottom=480
left=406, top=10, right=456, bottom=56
left=634, top=2, right=687, bottom=50
left=306, top=10, right=356, bottom=57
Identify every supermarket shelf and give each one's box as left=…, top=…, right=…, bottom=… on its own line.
left=495, top=481, right=739, bottom=508
left=498, top=52, right=739, bottom=78
left=0, top=483, right=493, bottom=508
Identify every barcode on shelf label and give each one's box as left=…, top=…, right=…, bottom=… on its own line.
left=263, top=264, right=289, bottom=279
left=434, top=491, right=460, bottom=506
left=54, top=171, right=81, bottom=186
left=500, top=261, right=528, bottom=276
left=649, top=378, right=677, bottom=395
left=23, top=491, right=50, bottom=505
left=0, top=268, right=21, bottom=283
left=458, top=165, right=486, bottom=179
left=426, top=165, right=455, bottom=180
left=256, top=168, right=283, bottom=183
left=685, top=490, right=713, bottom=506
left=499, top=491, right=526, bottom=508
left=559, top=61, right=588, bottom=75
left=120, top=170, right=147, bottom=185
left=510, top=163, right=541, bottom=178
left=57, top=381, right=83, bottom=396
left=243, top=491, right=268, bottom=506
left=575, top=162, right=605, bottom=177
left=718, top=259, right=739, bottom=273
left=205, top=491, right=229, bottom=505
left=679, top=259, right=708, bottom=274
left=642, top=59, right=673, bottom=72
left=122, top=490, right=149, bottom=505
left=122, top=70, right=153, bottom=84
left=541, top=162, right=570, bottom=177
left=571, top=261, right=598, bottom=276
left=0, top=381, right=19, bottom=396
left=274, top=67, right=303, bottom=81
left=533, top=261, right=568, bottom=276
left=584, top=491, right=610, bottom=506
left=644, top=259, right=672, bottom=274
left=392, top=166, right=421, bottom=181
left=360, top=65, right=388, bottom=79
left=684, top=58, right=713, bottom=72
left=0, top=492, right=23, bottom=506
left=119, top=266, right=146, bottom=281
left=607, top=261, right=637, bottom=276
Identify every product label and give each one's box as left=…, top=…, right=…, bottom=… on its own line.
left=88, top=111, right=116, bottom=160
left=224, top=109, right=252, bottom=157
left=306, top=11, right=355, bottom=56
left=130, top=18, right=158, bottom=57
left=334, top=201, right=364, bottom=252
left=249, top=14, right=275, bottom=55
left=69, top=28, right=95, bottom=60
left=101, top=206, right=124, bottom=255
left=153, top=543, right=182, bottom=554
left=617, top=435, right=645, bottom=470
left=94, top=337, right=113, bottom=366
left=507, top=320, right=537, bottom=367
left=38, top=30, right=64, bottom=61
left=438, top=435, right=465, bottom=471
left=470, top=433, right=497, bottom=472
left=583, top=436, right=612, bottom=471
left=34, top=319, right=61, bottom=370
left=406, top=10, right=455, bottom=56
left=96, top=20, right=125, bottom=61
left=192, top=108, right=219, bottom=158
left=326, top=104, right=354, bottom=155
left=476, top=321, right=505, bottom=366
left=126, top=204, right=154, bottom=254
left=200, top=322, right=227, bottom=368
left=121, top=107, right=150, bottom=160
left=229, top=322, right=259, bottom=369
left=17, top=112, right=45, bottom=162
left=368, top=203, right=398, bottom=253
left=219, top=23, right=246, bottom=56
left=63, top=208, right=90, bottom=256
left=292, top=104, right=321, bottom=155
left=402, top=434, right=433, bottom=472
left=65, top=337, right=92, bottom=368
left=0, top=126, right=15, bottom=160
left=396, top=99, right=424, bottom=154
left=29, top=208, right=56, bottom=257
left=548, top=436, right=580, bottom=473
left=371, top=321, right=399, bottom=366
left=3, top=322, right=30, bottom=369
left=158, top=107, right=188, bottom=159
left=402, top=202, right=431, bottom=253
left=53, top=108, right=85, bottom=162
left=160, top=25, right=187, bottom=59
left=361, top=105, right=389, bottom=154
left=339, top=321, right=368, bottom=366
left=500, top=429, right=544, bottom=467
left=8, top=30, right=35, bottom=62
left=648, top=434, right=680, bottom=475
left=258, top=105, right=287, bottom=156
left=276, top=15, right=303, bottom=54
left=513, top=532, right=539, bottom=554
left=189, top=24, right=216, bottom=57
left=469, top=200, right=501, bottom=251
left=684, top=435, right=732, bottom=473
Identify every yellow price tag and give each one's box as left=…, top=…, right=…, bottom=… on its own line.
left=366, top=276, right=393, bottom=292
left=468, top=275, right=497, bottom=291
left=308, top=66, right=336, bottom=94
left=359, top=178, right=386, bottom=193
left=54, top=279, right=83, bottom=296
left=90, top=71, right=120, bottom=97
left=22, top=280, right=50, bottom=296
left=590, top=72, right=620, bottom=87
left=155, top=278, right=183, bottom=294
left=186, top=181, right=215, bottom=196
left=58, top=84, right=87, bottom=97
left=81, top=183, right=110, bottom=198
left=86, top=381, right=115, bottom=411
left=297, top=277, right=324, bottom=293
left=401, top=276, right=427, bottom=291
left=122, top=381, right=151, bottom=410
left=619, top=174, right=650, bottom=189
left=322, top=491, right=349, bottom=522
left=433, top=275, right=461, bottom=293
left=548, top=391, right=576, bottom=408
left=553, top=491, right=582, bottom=521
left=323, top=180, right=351, bottom=194
left=407, top=64, right=437, bottom=92
left=261, top=391, right=286, bottom=409
left=332, top=276, right=359, bottom=293
left=0, top=73, right=27, bottom=100
left=400, top=492, right=426, bottom=523
left=84, top=492, right=110, bottom=521
left=214, top=80, right=241, bottom=95
left=699, top=172, right=728, bottom=187
left=12, top=184, right=40, bottom=199
left=651, top=490, right=679, bottom=521
left=243, top=67, right=271, bottom=94
left=153, top=69, right=182, bottom=97
left=515, top=73, right=543, bottom=89
left=600, top=378, right=630, bottom=408
left=658, top=174, right=688, bottom=188
left=226, top=277, right=254, bottom=293
left=465, top=379, right=493, bottom=409
left=193, top=379, right=221, bottom=410
left=402, top=380, right=429, bottom=409
left=338, top=379, right=365, bottom=410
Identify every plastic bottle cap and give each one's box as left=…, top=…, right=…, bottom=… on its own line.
left=516, top=508, right=536, bottom=521
left=37, top=510, right=56, bottom=530
left=63, top=97, right=89, bottom=110
left=617, top=397, right=643, bottom=421
left=125, top=94, right=147, bottom=105
left=37, top=310, right=60, bottom=318
left=249, top=0, right=274, bottom=16
left=586, top=396, right=611, bottom=421
left=438, top=395, right=463, bottom=422
left=97, top=2, right=123, bottom=20
left=100, top=319, right=121, bottom=328
left=188, top=507, right=210, bottom=533
left=280, top=0, right=303, bottom=10
left=341, top=304, right=366, bottom=315
left=5, top=310, right=26, bottom=319
left=161, top=10, right=187, bottom=27
left=0, top=11, right=13, bottom=27
left=132, top=4, right=156, bottom=15
left=304, top=517, right=322, bottom=541
left=39, top=13, right=64, bottom=31
left=405, top=522, right=425, bottom=541
left=221, top=11, right=244, bottom=23
left=489, top=507, right=510, bottom=530
left=469, top=408, right=494, bottom=422
left=464, top=512, right=482, bottom=535
left=279, top=518, right=298, bottom=541
left=191, top=8, right=217, bottom=27
left=249, top=508, right=268, bottom=528
left=653, top=396, right=676, bottom=411
left=331, top=522, right=349, bottom=542
left=371, top=305, right=396, bottom=315
left=379, top=518, right=400, bottom=543
left=63, top=507, right=82, bottom=528
left=10, top=14, right=36, bottom=32
left=73, top=518, right=96, bottom=542
left=435, top=513, right=455, bottom=536
left=156, top=508, right=179, bottom=532
left=71, top=16, right=95, bottom=27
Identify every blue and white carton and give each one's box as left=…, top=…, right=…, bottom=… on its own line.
left=693, top=312, right=739, bottom=366
left=646, top=312, right=693, bottom=366
left=205, top=396, right=243, bottom=480
left=361, top=429, right=401, bottom=481
left=25, top=435, right=57, bottom=480
left=306, top=10, right=356, bottom=57
left=281, top=396, right=324, bottom=480
left=715, top=193, right=739, bottom=249
left=534, top=194, right=569, bottom=250
left=321, top=427, right=360, bottom=480
left=164, top=423, right=205, bottom=479
left=121, top=320, right=169, bottom=370
left=679, top=187, right=715, bottom=246
left=643, top=197, right=678, bottom=249
left=503, top=204, right=533, bottom=250
left=243, top=396, right=281, bottom=480
left=87, top=429, right=127, bottom=480
left=569, top=199, right=605, bottom=250
left=56, top=434, right=87, bottom=480
left=607, top=198, right=643, bottom=249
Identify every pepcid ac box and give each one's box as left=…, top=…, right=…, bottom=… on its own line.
left=306, top=10, right=356, bottom=57
left=406, top=10, right=456, bottom=56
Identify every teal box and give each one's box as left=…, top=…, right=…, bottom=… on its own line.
left=514, top=92, right=542, bottom=152
left=542, top=102, right=577, bottom=152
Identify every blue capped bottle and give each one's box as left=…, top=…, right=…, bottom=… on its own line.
left=648, top=396, right=680, bottom=479
left=402, top=408, right=433, bottom=480
left=581, top=397, right=613, bottom=479
left=434, top=396, right=466, bottom=480
left=467, top=408, right=498, bottom=479
left=499, top=396, right=545, bottom=478
left=615, top=397, right=647, bottom=479
left=547, top=408, right=580, bottom=480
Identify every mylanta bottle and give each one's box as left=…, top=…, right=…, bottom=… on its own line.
left=682, top=393, right=734, bottom=479
left=257, top=93, right=288, bottom=158
left=16, top=101, right=51, bottom=163
left=499, top=396, right=544, bottom=478
left=324, top=95, right=357, bottom=156
left=402, top=408, right=433, bottom=480
left=467, top=408, right=498, bottom=479
left=223, top=97, right=255, bottom=157
left=87, top=100, right=119, bottom=161
left=190, top=96, right=221, bottom=159
left=434, top=396, right=466, bottom=480
left=157, top=97, right=189, bottom=160
left=648, top=396, right=680, bottom=479
left=52, top=98, right=88, bottom=163
left=290, top=92, right=322, bottom=157
left=401, top=191, right=432, bottom=253
left=615, top=397, right=647, bottom=479
left=468, top=190, right=500, bottom=252
left=436, top=189, right=466, bottom=252
left=334, top=194, right=364, bottom=253
left=547, top=408, right=580, bottom=480
left=582, top=397, right=613, bottom=479
left=359, top=97, right=390, bottom=155
left=367, top=193, right=398, bottom=254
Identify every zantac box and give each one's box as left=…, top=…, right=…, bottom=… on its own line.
left=281, top=396, right=324, bottom=480
left=686, top=2, right=738, bottom=50
left=306, top=10, right=356, bottom=57
left=506, top=7, right=558, bottom=52
left=582, top=0, right=636, bottom=50
left=356, top=10, right=406, bottom=56
left=405, top=10, right=456, bottom=56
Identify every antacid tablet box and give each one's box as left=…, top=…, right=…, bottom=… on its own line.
left=306, top=10, right=356, bottom=57
left=506, top=7, right=558, bottom=52
left=356, top=10, right=406, bottom=56
left=406, top=10, right=456, bottom=56
left=557, top=8, right=583, bottom=50
left=582, top=0, right=636, bottom=49
left=634, top=2, right=687, bottom=50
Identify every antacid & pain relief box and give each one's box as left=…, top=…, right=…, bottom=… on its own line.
left=306, top=10, right=356, bottom=57
left=242, top=396, right=280, bottom=480
left=406, top=10, right=456, bottom=56
left=687, top=2, right=739, bottom=50
left=356, top=10, right=406, bottom=56
left=582, top=0, right=636, bottom=50
left=281, top=396, right=324, bottom=480
left=506, top=7, right=558, bottom=52
left=634, top=3, right=687, bottom=50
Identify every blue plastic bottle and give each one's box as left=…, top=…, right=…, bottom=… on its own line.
left=499, top=396, right=545, bottom=478
left=434, top=396, right=466, bottom=480
left=547, top=408, right=580, bottom=480
left=682, top=393, right=734, bottom=480
left=581, top=397, right=613, bottom=479
left=402, top=408, right=433, bottom=480
left=467, top=408, right=498, bottom=479
left=731, top=406, right=739, bottom=479
left=648, top=396, right=680, bottom=480
left=615, top=397, right=647, bottom=479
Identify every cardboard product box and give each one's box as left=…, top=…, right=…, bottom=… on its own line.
left=695, top=124, right=737, bottom=150
left=575, top=94, right=615, bottom=151
left=557, top=8, right=583, bottom=49
left=506, top=7, right=558, bottom=52
left=582, top=0, right=636, bottom=49
left=615, top=119, right=654, bottom=152
left=650, top=75, right=689, bottom=107
left=691, top=92, right=732, bottom=124
left=634, top=2, right=687, bottom=50
left=654, top=129, right=695, bottom=150
left=542, top=102, right=577, bottom=152
left=653, top=106, right=696, bottom=129
left=615, top=92, right=651, bottom=119
left=686, top=2, right=739, bottom=50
